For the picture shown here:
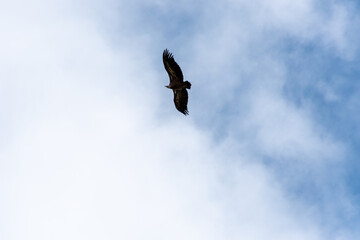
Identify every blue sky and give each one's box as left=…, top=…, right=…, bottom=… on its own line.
left=1, top=0, right=360, bottom=239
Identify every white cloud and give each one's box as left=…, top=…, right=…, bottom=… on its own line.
left=1, top=0, right=359, bottom=239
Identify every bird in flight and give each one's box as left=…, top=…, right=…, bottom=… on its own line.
left=163, top=49, right=191, bottom=115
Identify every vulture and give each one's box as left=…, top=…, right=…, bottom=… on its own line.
left=163, top=49, right=191, bottom=115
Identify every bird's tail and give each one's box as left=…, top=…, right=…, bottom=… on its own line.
left=184, top=81, right=191, bottom=89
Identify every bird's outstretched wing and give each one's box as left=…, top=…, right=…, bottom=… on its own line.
left=173, top=89, right=189, bottom=115
left=163, top=49, right=184, bottom=83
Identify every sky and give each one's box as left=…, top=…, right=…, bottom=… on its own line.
left=1, top=0, right=360, bottom=239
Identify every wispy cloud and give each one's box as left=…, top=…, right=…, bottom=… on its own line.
left=1, top=0, right=360, bottom=239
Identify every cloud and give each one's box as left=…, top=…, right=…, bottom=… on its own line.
left=1, top=0, right=360, bottom=239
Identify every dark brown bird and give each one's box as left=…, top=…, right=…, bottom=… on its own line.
left=163, top=49, right=191, bottom=115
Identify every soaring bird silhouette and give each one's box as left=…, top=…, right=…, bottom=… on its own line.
left=163, top=49, right=191, bottom=115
